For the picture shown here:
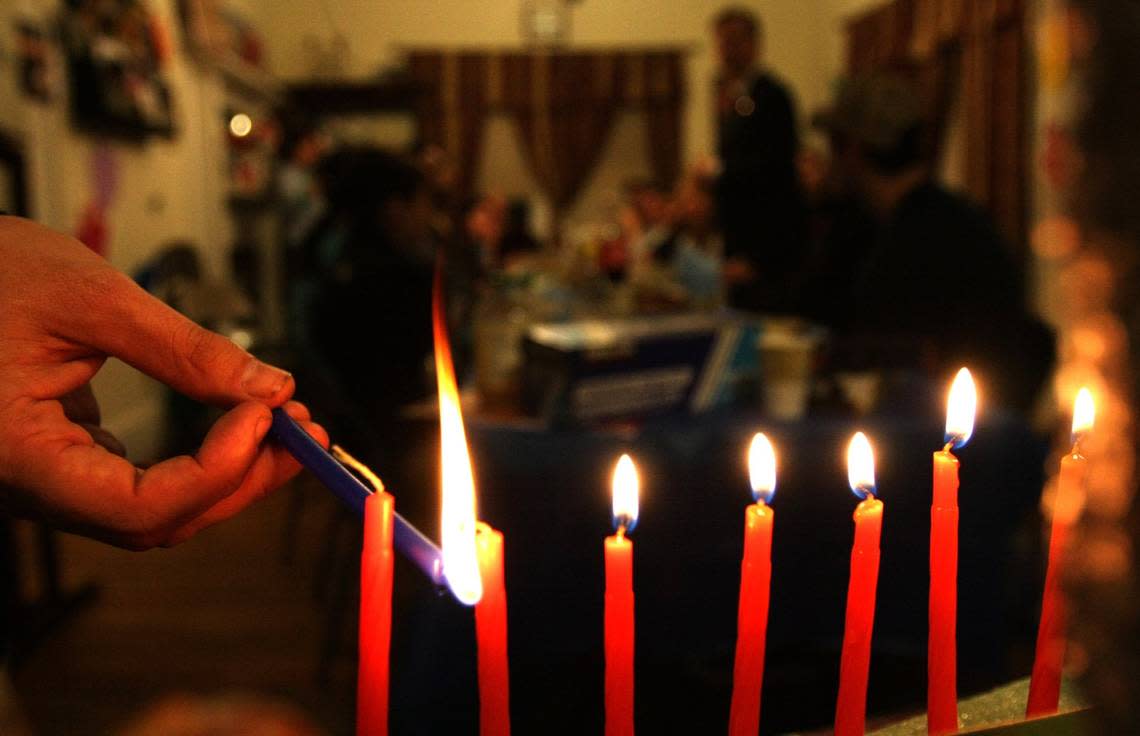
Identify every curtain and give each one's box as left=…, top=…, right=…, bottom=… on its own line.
left=409, top=49, right=686, bottom=214
left=408, top=53, right=490, bottom=196
left=503, top=52, right=620, bottom=212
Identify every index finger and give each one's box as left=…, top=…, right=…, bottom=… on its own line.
left=70, top=266, right=294, bottom=408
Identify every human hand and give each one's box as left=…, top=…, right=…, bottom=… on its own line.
left=0, top=217, right=327, bottom=549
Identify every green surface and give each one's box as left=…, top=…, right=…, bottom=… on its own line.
left=866, top=678, right=1089, bottom=736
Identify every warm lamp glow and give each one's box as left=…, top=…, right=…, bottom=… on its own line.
left=749, top=433, right=777, bottom=504
left=847, top=432, right=877, bottom=499
left=612, top=454, right=640, bottom=532
left=229, top=113, right=253, bottom=138
left=1072, top=387, right=1095, bottom=446
left=434, top=266, right=482, bottom=606
left=945, top=367, right=977, bottom=450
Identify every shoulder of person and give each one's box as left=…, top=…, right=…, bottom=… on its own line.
left=752, top=71, right=794, bottom=102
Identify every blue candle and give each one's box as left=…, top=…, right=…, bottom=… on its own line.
left=269, top=408, right=445, bottom=588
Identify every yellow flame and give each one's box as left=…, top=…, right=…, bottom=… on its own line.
left=434, top=264, right=482, bottom=606
left=847, top=431, right=876, bottom=498
left=1072, top=387, right=1095, bottom=444
left=945, top=367, right=977, bottom=448
left=612, top=454, right=640, bottom=528
left=748, top=433, right=777, bottom=503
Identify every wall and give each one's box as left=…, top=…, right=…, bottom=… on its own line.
left=248, top=0, right=859, bottom=233
left=0, top=0, right=249, bottom=460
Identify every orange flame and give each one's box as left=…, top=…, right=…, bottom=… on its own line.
left=433, top=260, right=483, bottom=606
left=1072, top=387, right=1095, bottom=447
left=945, top=367, right=977, bottom=450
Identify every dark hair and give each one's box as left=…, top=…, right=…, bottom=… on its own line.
left=318, top=146, right=425, bottom=221
left=865, top=124, right=924, bottom=174
left=714, top=6, right=762, bottom=41
left=279, top=113, right=319, bottom=159
left=507, top=199, right=530, bottom=230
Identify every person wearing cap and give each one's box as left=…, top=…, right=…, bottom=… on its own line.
left=814, top=75, right=1053, bottom=411
left=712, top=7, right=807, bottom=314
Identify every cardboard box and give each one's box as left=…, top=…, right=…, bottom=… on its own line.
left=522, top=313, right=760, bottom=426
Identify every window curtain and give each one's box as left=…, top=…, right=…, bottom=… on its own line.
left=409, top=49, right=685, bottom=218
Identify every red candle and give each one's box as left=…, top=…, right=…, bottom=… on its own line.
left=836, top=432, right=883, bottom=736
left=929, top=368, right=976, bottom=735
left=605, top=454, right=638, bottom=736
left=1027, top=388, right=1093, bottom=717
left=358, top=490, right=395, bottom=736
left=476, top=523, right=511, bottom=736
left=729, top=433, right=777, bottom=736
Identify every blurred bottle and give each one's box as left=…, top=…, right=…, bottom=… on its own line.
left=473, top=274, right=533, bottom=408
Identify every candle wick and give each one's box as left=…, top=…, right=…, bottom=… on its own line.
left=943, top=441, right=955, bottom=454
left=332, top=444, right=386, bottom=494
left=616, top=525, right=627, bottom=540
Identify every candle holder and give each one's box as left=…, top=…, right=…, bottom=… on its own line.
left=865, top=678, right=1090, bottom=735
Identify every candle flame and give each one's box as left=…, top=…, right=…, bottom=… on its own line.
left=612, top=454, right=640, bottom=532
left=434, top=261, right=483, bottom=606
left=1071, top=387, right=1095, bottom=447
left=748, top=433, right=777, bottom=504
left=944, top=367, right=977, bottom=450
left=847, top=431, right=876, bottom=499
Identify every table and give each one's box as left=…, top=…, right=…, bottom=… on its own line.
left=383, top=395, right=1047, bottom=735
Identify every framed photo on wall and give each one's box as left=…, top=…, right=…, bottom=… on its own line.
left=61, top=0, right=175, bottom=140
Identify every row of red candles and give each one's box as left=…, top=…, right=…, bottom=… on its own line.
left=355, top=365, right=1092, bottom=736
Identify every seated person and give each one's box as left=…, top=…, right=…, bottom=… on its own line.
left=814, top=75, right=1053, bottom=411
left=302, top=148, right=436, bottom=462
left=497, top=199, right=542, bottom=268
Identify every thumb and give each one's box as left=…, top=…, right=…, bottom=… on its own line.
left=77, top=270, right=294, bottom=407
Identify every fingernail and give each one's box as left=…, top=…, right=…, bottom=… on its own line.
left=242, top=360, right=291, bottom=400
left=254, top=414, right=272, bottom=441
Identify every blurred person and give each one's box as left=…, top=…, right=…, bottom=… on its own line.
left=713, top=6, right=807, bottom=313
left=631, top=168, right=724, bottom=309
left=463, top=192, right=507, bottom=270
left=278, top=115, right=331, bottom=250
left=622, top=178, right=671, bottom=240
left=498, top=199, right=542, bottom=268
left=307, top=147, right=435, bottom=419
left=0, top=216, right=323, bottom=551
left=300, top=147, right=439, bottom=502
left=672, top=168, right=725, bottom=308
left=814, top=75, right=1053, bottom=411
left=796, top=141, right=878, bottom=331
left=622, top=179, right=673, bottom=280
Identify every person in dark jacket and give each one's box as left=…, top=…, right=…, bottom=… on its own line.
left=815, top=75, right=1054, bottom=411
left=713, top=7, right=807, bottom=313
